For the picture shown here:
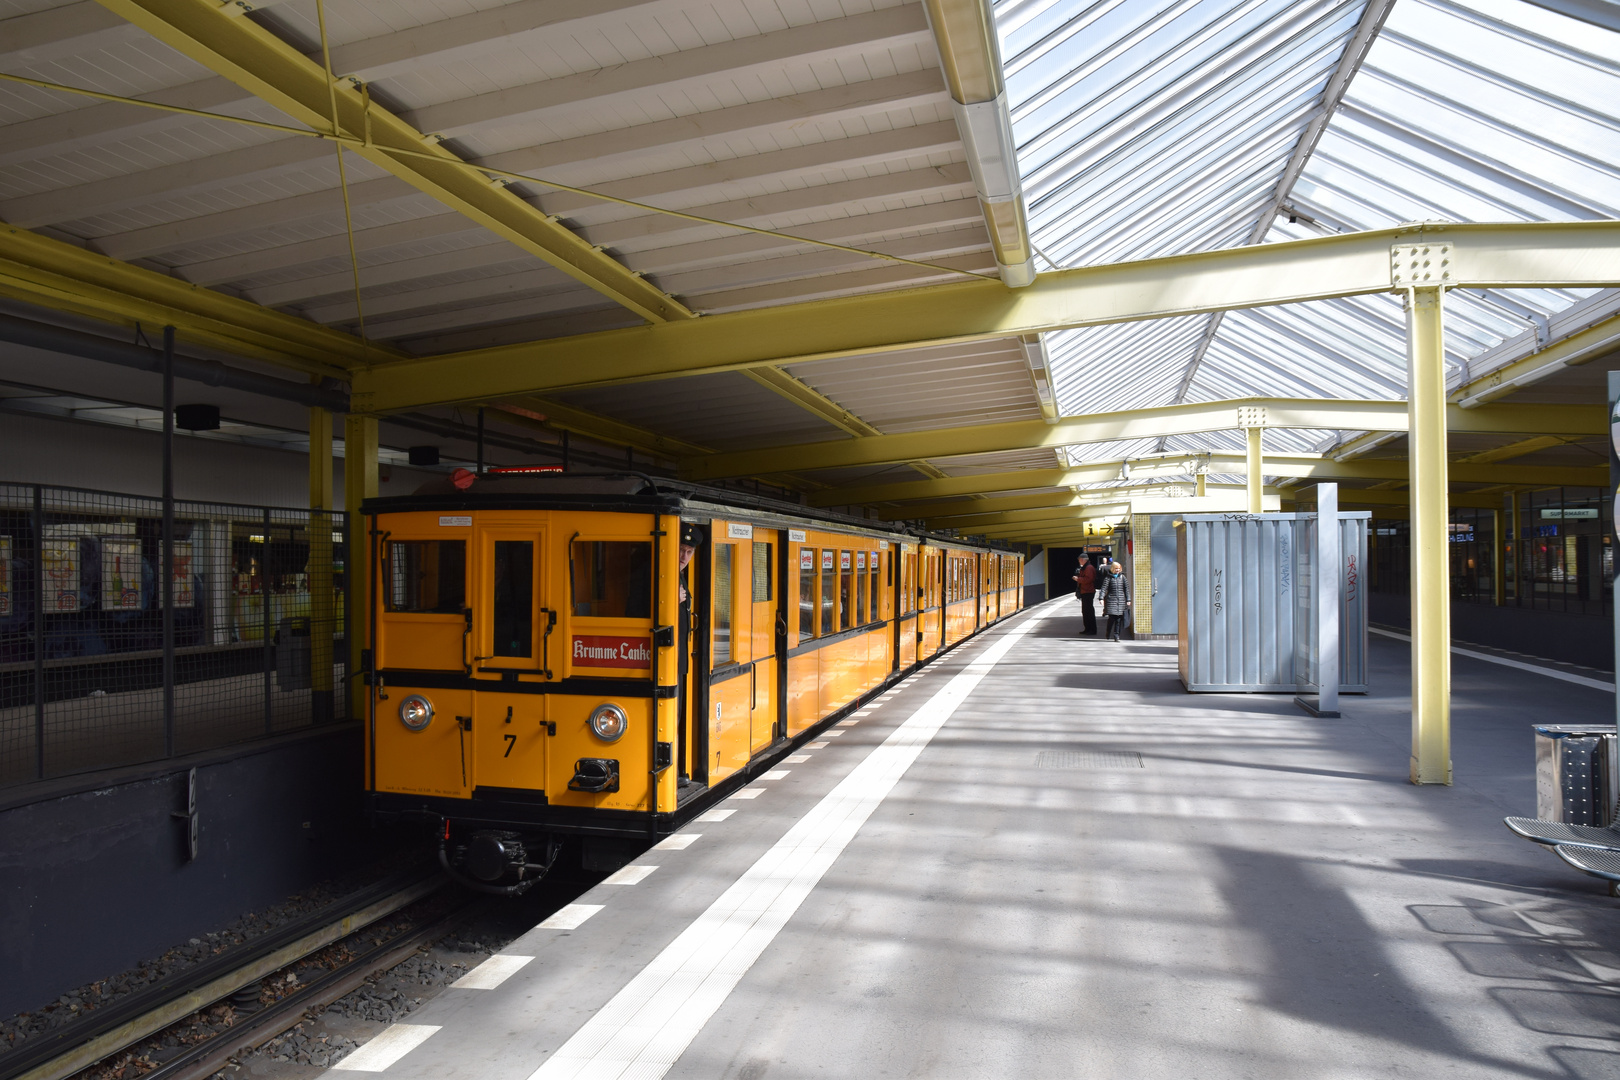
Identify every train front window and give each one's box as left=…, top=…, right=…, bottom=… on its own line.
left=491, top=541, right=533, bottom=657
left=799, top=547, right=816, bottom=639
left=386, top=540, right=465, bottom=613
left=570, top=540, right=652, bottom=618
left=714, top=543, right=733, bottom=665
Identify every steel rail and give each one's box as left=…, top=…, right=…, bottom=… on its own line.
left=144, top=900, right=481, bottom=1080
left=1, top=871, right=445, bottom=1080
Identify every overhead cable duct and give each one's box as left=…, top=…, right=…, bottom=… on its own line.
left=923, top=0, right=1035, bottom=288
left=0, top=313, right=349, bottom=411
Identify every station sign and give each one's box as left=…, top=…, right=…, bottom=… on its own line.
left=1541, top=508, right=1598, bottom=520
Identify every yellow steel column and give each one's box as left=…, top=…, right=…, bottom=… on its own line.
left=344, top=414, right=378, bottom=719
left=1407, top=286, right=1452, bottom=785
left=309, top=406, right=335, bottom=721
left=1492, top=508, right=1505, bottom=606
left=1195, top=471, right=1207, bottom=497
left=1246, top=426, right=1263, bottom=513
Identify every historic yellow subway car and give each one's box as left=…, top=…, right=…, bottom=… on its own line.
left=362, top=471, right=1023, bottom=892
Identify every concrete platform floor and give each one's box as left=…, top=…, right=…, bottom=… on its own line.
left=328, top=598, right=1620, bottom=1080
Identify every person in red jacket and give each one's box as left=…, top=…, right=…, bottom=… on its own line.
left=1072, top=555, right=1098, bottom=637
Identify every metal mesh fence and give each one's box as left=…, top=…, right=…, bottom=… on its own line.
left=0, top=484, right=348, bottom=788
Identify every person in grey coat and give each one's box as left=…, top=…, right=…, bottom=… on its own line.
left=1099, top=560, right=1131, bottom=641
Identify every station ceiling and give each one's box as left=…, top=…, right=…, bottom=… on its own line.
left=0, top=0, right=1617, bottom=537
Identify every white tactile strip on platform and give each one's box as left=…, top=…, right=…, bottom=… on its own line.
left=729, top=789, right=763, bottom=800
left=537, top=904, right=603, bottom=930
left=330, top=1024, right=441, bottom=1072
left=452, top=955, right=534, bottom=990
left=655, top=834, right=701, bottom=850
left=602, top=864, right=659, bottom=885
left=526, top=605, right=1054, bottom=1080
left=696, top=808, right=736, bottom=822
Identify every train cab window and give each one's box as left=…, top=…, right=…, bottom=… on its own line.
left=799, top=547, right=816, bottom=639
left=839, top=550, right=854, bottom=631
left=385, top=540, right=465, bottom=613
left=752, top=541, right=772, bottom=602
left=820, top=549, right=836, bottom=636
left=714, top=543, right=733, bottom=665
left=855, top=551, right=868, bottom=625
left=491, top=541, right=533, bottom=657
left=570, top=540, right=651, bottom=618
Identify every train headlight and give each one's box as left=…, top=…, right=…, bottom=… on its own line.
left=588, top=703, right=628, bottom=742
left=398, top=695, right=434, bottom=731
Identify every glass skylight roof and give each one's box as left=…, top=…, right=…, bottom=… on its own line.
left=995, top=0, right=1620, bottom=475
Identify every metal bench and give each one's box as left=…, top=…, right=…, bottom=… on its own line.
left=1503, top=816, right=1620, bottom=850
left=1553, top=844, right=1620, bottom=896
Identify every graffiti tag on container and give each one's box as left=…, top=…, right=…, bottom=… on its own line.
left=1345, top=554, right=1359, bottom=603
left=1279, top=536, right=1291, bottom=596
left=1213, top=567, right=1223, bottom=614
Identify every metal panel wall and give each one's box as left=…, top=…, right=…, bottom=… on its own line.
left=1176, top=512, right=1369, bottom=693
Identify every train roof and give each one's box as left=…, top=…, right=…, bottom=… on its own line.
left=361, top=471, right=1023, bottom=554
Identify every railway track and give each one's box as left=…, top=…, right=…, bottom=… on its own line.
left=2, top=871, right=478, bottom=1080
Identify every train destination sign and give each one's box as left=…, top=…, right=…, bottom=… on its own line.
left=572, top=635, right=652, bottom=669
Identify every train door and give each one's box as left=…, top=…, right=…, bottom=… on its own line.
left=474, top=527, right=551, bottom=795
left=749, top=530, right=780, bottom=755
left=707, top=521, right=778, bottom=781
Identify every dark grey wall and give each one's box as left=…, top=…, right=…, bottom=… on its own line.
left=1369, top=592, right=1615, bottom=672
left=0, top=726, right=388, bottom=1019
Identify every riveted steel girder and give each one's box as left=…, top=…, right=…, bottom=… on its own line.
left=96, top=0, right=693, bottom=326
left=350, top=221, right=1620, bottom=413
left=0, top=224, right=367, bottom=376
left=680, top=397, right=1603, bottom=481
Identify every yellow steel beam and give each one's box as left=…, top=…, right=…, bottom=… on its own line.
left=1455, top=435, right=1575, bottom=465
left=493, top=399, right=710, bottom=461
left=738, top=369, right=949, bottom=481
left=921, top=483, right=1287, bottom=527
left=0, top=224, right=365, bottom=376
left=680, top=397, right=1603, bottom=481
left=1454, top=309, right=1620, bottom=408
left=1296, top=488, right=1505, bottom=510
left=842, top=454, right=1606, bottom=507
left=97, top=0, right=693, bottom=326
left=351, top=221, right=1620, bottom=413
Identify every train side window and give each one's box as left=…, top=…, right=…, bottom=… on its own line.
left=799, top=547, right=816, bottom=640
left=491, top=541, right=533, bottom=657
left=820, top=549, right=835, bottom=636
left=714, top=543, right=733, bottom=665
left=752, top=541, right=772, bottom=602
left=385, top=540, right=465, bottom=613
left=855, top=551, right=868, bottom=625
left=570, top=540, right=651, bottom=618
left=839, top=550, right=853, bottom=631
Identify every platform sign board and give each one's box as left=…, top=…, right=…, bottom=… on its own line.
left=43, top=539, right=79, bottom=613
left=102, top=537, right=143, bottom=610
left=0, top=537, right=9, bottom=618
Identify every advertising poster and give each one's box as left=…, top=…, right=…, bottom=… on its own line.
left=43, top=538, right=79, bottom=613
left=171, top=541, right=195, bottom=608
left=102, top=537, right=144, bottom=610
left=0, top=537, right=10, bottom=618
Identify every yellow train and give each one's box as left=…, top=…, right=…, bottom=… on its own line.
left=361, top=470, right=1024, bottom=892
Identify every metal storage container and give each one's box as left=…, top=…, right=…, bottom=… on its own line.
left=1534, top=724, right=1618, bottom=827
left=1175, top=511, right=1369, bottom=693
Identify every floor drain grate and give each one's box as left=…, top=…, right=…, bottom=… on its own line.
left=1036, top=750, right=1143, bottom=770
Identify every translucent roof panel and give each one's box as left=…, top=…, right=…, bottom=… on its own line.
left=996, top=0, right=1620, bottom=445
